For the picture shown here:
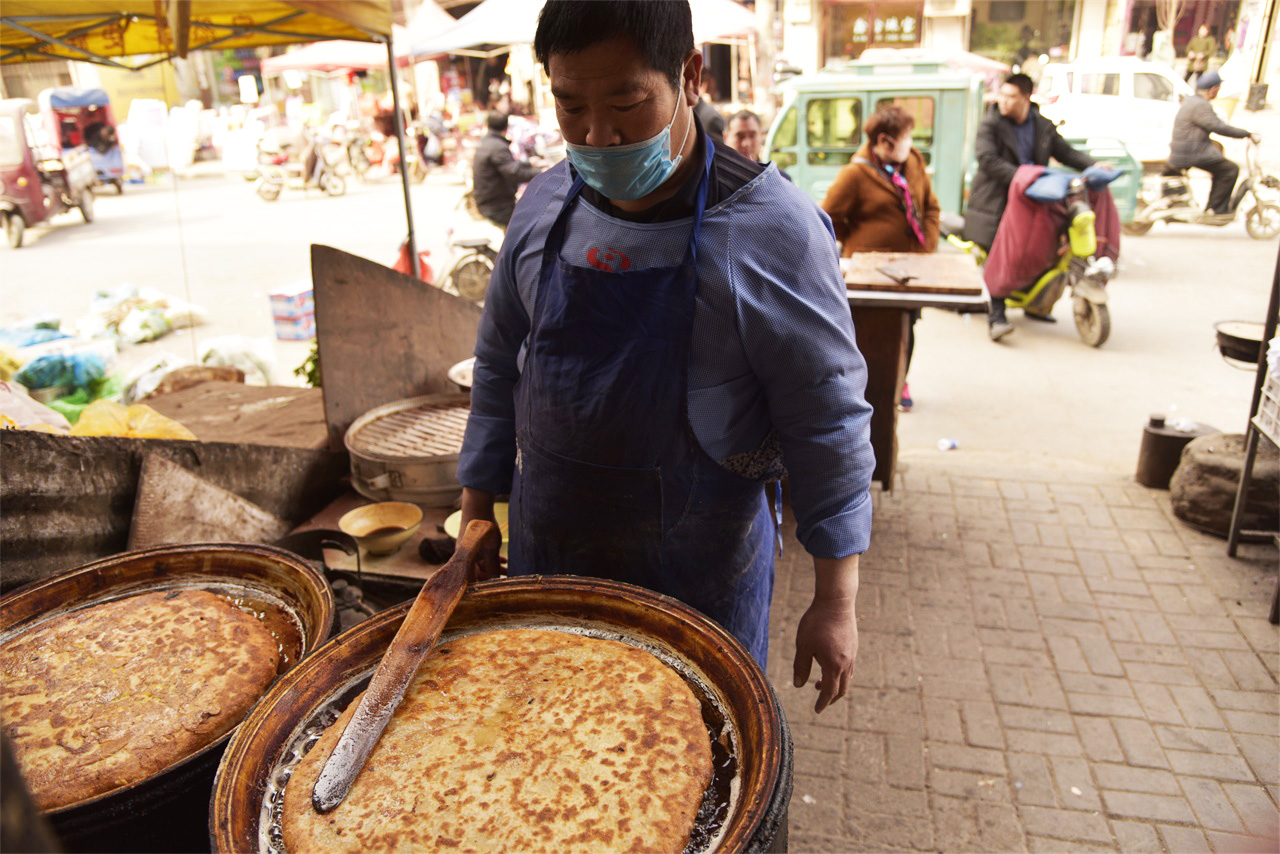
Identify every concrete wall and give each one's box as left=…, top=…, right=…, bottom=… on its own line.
left=923, top=15, right=968, bottom=51
left=783, top=16, right=822, bottom=74
left=1074, top=0, right=1111, bottom=58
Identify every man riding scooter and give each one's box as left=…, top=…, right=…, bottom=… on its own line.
left=964, top=73, right=1107, bottom=342
left=1168, top=70, right=1260, bottom=218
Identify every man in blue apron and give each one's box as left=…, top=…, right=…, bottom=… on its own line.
left=457, top=0, right=874, bottom=714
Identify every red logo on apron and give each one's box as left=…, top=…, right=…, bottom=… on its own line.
left=587, top=247, right=631, bottom=272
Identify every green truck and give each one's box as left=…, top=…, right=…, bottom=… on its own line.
left=764, top=56, right=1140, bottom=222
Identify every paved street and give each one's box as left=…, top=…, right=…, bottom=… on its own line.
left=0, top=167, right=475, bottom=385
left=3, top=118, right=1278, bottom=852
left=768, top=460, right=1278, bottom=853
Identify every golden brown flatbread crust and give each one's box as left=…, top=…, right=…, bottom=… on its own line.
left=282, top=628, right=712, bottom=853
left=0, top=589, right=280, bottom=810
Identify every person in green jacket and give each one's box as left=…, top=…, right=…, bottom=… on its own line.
left=1185, top=24, right=1216, bottom=84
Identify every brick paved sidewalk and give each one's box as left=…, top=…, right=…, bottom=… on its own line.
left=766, top=457, right=1279, bottom=853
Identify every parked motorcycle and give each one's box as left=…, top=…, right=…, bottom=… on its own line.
left=344, top=131, right=372, bottom=182
left=254, top=138, right=345, bottom=201
left=1125, top=138, right=1280, bottom=240
left=945, top=171, right=1120, bottom=348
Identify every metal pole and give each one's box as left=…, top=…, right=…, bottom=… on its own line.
left=386, top=32, right=420, bottom=281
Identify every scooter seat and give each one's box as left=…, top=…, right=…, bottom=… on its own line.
left=453, top=237, right=491, bottom=249
left=1161, top=165, right=1187, bottom=177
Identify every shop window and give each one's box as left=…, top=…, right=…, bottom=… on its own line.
left=970, top=0, right=1078, bottom=68
left=806, top=97, right=863, bottom=165
left=989, top=1, right=1027, bottom=21
left=768, top=105, right=798, bottom=172
left=1081, top=73, right=1120, bottom=96
left=0, top=117, right=21, bottom=168
left=875, top=96, right=935, bottom=147
left=1134, top=72, right=1176, bottom=102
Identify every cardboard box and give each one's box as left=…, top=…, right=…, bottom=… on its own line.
left=269, top=281, right=314, bottom=320
left=273, top=312, right=316, bottom=341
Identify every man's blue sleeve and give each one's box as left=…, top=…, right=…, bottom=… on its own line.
left=731, top=183, right=875, bottom=558
left=456, top=221, right=530, bottom=495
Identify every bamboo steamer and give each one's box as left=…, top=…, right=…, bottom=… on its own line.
left=343, top=393, right=471, bottom=507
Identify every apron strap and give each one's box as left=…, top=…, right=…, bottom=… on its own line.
left=687, top=136, right=715, bottom=266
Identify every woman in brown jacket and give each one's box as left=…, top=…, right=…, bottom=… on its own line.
left=821, top=105, right=940, bottom=409
left=821, top=104, right=940, bottom=255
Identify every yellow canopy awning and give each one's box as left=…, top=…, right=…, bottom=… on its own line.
left=1, top=1, right=394, bottom=68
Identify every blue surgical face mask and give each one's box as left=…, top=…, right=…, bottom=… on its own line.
left=564, top=92, right=692, bottom=201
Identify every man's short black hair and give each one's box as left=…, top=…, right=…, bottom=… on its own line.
left=729, top=109, right=761, bottom=126
left=534, top=0, right=694, bottom=91
left=1004, top=73, right=1034, bottom=96
left=487, top=111, right=509, bottom=133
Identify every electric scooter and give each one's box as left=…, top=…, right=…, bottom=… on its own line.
left=254, top=139, right=346, bottom=201
left=1125, top=138, right=1280, bottom=240
left=944, top=172, right=1119, bottom=348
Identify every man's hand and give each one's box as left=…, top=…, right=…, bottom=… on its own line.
left=792, top=555, right=860, bottom=714
left=459, top=487, right=504, bottom=581
left=1250, top=133, right=1263, bottom=144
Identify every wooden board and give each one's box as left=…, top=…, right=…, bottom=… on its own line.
left=841, top=252, right=985, bottom=295
left=145, top=382, right=327, bottom=450
left=128, top=455, right=293, bottom=550
left=0, top=430, right=348, bottom=592
left=312, top=245, right=484, bottom=452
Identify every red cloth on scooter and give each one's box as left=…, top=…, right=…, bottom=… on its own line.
left=984, top=165, right=1121, bottom=299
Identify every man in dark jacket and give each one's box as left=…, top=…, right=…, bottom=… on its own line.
left=965, top=73, right=1097, bottom=341
left=472, top=111, right=542, bottom=228
left=1168, top=70, right=1259, bottom=217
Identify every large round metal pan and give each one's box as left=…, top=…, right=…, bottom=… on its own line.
left=0, top=543, right=336, bottom=849
left=212, top=575, right=792, bottom=853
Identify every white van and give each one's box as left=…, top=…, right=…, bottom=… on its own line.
left=1034, top=57, right=1193, bottom=166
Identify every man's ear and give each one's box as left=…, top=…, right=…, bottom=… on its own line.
left=683, top=50, right=703, bottom=107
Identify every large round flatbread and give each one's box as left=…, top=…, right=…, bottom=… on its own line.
left=0, top=589, right=280, bottom=810
left=282, top=628, right=712, bottom=853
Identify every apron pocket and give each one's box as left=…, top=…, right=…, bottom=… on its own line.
left=514, top=434, right=664, bottom=584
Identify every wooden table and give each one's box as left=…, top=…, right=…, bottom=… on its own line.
left=842, top=251, right=988, bottom=489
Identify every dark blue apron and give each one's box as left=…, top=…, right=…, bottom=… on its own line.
left=508, top=139, right=775, bottom=665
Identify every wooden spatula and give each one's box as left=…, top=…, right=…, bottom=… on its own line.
left=311, top=518, right=499, bottom=813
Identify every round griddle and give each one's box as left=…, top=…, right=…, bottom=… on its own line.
left=211, top=576, right=792, bottom=853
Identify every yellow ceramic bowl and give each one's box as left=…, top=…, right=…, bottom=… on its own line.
left=338, top=501, right=424, bottom=556
left=444, top=502, right=509, bottom=558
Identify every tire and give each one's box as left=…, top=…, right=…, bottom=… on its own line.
left=1244, top=204, right=1280, bottom=240
left=79, top=189, right=94, bottom=223
left=1073, top=296, right=1110, bottom=348
left=323, top=174, right=346, bottom=197
left=257, top=180, right=282, bottom=201
left=450, top=256, right=494, bottom=302
left=1123, top=200, right=1154, bottom=235
left=5, top=213, right=24, bottom=249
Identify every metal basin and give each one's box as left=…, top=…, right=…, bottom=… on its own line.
left=0, top=543, right=336, bottom=851
left=212, top=575, right=792, bottom=853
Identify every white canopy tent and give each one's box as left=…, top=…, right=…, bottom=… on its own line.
left=410, top=0, right=757, bottom=59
